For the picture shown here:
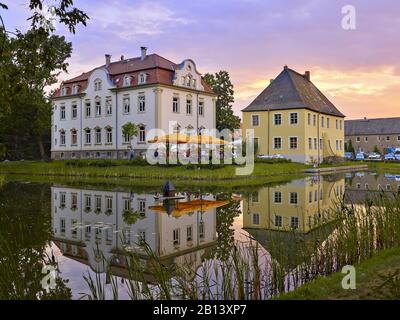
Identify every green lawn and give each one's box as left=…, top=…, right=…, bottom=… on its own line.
left=368, top=161, right=400, bottom=173
left=0, top=160, right=307, bottom=182
left=277, top=246, right=400, bottom=300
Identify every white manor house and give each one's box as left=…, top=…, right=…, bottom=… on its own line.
left=51, top=47, right=217, bottom=160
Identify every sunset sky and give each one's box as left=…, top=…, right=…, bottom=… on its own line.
left=3, top=0, right=400, bottom=120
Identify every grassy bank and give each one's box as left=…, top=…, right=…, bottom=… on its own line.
left=368, top=161, right=400, bottom=173
left=0, top=160, right=308, bottom=181
left=277, top=246, right=400, bottom=300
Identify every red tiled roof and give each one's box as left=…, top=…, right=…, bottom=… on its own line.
left=53, top=53, right=214, bottom=97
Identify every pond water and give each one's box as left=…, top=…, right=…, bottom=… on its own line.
left=0, top=171, right=398, bottom=299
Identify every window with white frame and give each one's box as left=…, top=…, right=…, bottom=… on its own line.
left=308, top=113, right=311, bottom=125
left=72, top=85, right=78, bottom=95
left=187, top=226, right=193, bottom=241
left=60, top=130, right=66, bottom=145
left=139, top=126, right=146, bottom=143
left=106, top=98, right=112, bottom=115
left=85, top=129, right=91, bottom=144
left=94, top=79, right=102, bottom=91
left=336, top=140, right=339, bottom=150
left=275, top=215, right=283, bottom=227
left=198, top=101, right=204, bottom=116
left=386, top=136, right=390, bottom=141
left=60, top=218, right=66, bottom=234
left=123, top=130, right=131, bottom=143
left=252, top=213, right=260, bottom=225
left=95, top=99, right=101, bottom=116
left=61, top=87, right=67, bottom=96
left=138, top=72, right=146, bottom=84
left=290, top=112, right=298, bottom=124
left=314, top=138, right=317, bottom=150
left=273, top=137, right=282, bottom=149
left=356, top=136, right=360, bottom=142
left=139, top=230, right=146, bottom=243
left=123, top=97, right=130, bottom=114
left=274, top=114, right=282, bottom=125
left=95, top=196, right=101, bottom=211
left=106, top=127, right=112, bottom=143
left=274, top=191, right=282, bottom=203
left=313, top=114, right=316, bottom=126
left=85, top=102, right=91, bottom=117
left=138, top=95, right=145, bottom=112
left=71, top=129, right=78, bottom=145
left=336, top=119, right=339, bottom=129
left=186, top=99, right=192, bottom=115
left=290, top=217, right=299, bottom=229
left=95, top=128, right=101, bottom=144
left=252, top=115, right=259, bottom=126
left=124, top=75, right=131, bottom=87
left=173, top=228, right=180, bottom=245
left=71, top=104, right=78, bottom=119
left=308, top=137, right=312, bottom=149
left=138, top=200, right=146, bottom=216
left=199, top=221, right=205, bottom=239
left=106, top=197, right=113, bottom=211
left=289, top=137, right=298, bottom=149
left=60, top=106, right=66, bottom=120
left=321, top=116, right=324, bottom=128
left=327, top=118, right=330, bottom=128
left=173, top=97, right=179, bottom=113
left=289, top=192, right=298, bottom=204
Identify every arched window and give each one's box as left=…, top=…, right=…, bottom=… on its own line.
left=139, top=126, right=146, bottom=143
left=124, top=75, right=131, bottom=87
left=59, top=130, right=66, bottom=145
left=106, top=126, right=113, bottom=143
left=95, top=127, right=102, bottom=144
left=85, top=128, right=91, bottom=144
left=95, top=97, right=101, bottom=116
left=72, top=85, right=79, bottom=95
left=138, top=72, right=146, bottom=84
left=94, top=79, right=102, bottom=91
left=71, top=129, right=78, bottom=145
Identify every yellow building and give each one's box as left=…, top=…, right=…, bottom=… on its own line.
left=242, top=66, right=345, bottom=164
left=242, top=176, right=345, bottom=233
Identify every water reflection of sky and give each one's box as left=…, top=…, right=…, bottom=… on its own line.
left=3, top=171, right=398, bottom=299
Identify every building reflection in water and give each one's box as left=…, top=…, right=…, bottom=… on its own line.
left=242, top=175, right=345, bottom=268
left=51, top=186, right=226, bottom=281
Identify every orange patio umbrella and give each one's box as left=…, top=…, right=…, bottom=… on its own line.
left=188, top=134, right=227, bottom=145
left=148, top=199, right=229, bottom=218
left=147, top=133, right=191, bottom=144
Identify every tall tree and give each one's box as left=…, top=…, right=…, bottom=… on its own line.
left=0, top=0, right=87, bottom=159
left=204, top=71, right=241, bottom=132
left=0, top=29, right=72, bottom=159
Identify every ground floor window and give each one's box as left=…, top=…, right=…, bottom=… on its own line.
left=289, top=137, right=298, bottom=149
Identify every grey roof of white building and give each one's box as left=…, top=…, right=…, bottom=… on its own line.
left=345, top=117, right=400, bottom=136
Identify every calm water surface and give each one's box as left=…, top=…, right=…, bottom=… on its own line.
left=0, top=171, right=396, bottom=299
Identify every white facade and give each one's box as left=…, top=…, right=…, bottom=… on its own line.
left=51, top=57, right=216, bottom=160
left=51, top=186, right=218, bottom=275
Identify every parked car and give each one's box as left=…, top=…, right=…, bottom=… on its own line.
left=355, top=152, right=365, bottom=161
left=368, top=152, right=381, bottom=160
left=344, top=152, right=354, bottom=160
left=384, top=153, right=396, bottom=161
left=395, top=153, right=400, bottom=161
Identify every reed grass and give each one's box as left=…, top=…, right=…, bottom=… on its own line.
left=80, top=191, right=400, bottom=300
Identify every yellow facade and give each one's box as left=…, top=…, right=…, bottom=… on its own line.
left=243, top=176, right=345, bottom=233
left=242, top=109, right=345, bottom=164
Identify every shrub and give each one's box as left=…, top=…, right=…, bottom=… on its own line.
left=322, top=156, right=344, bottom=165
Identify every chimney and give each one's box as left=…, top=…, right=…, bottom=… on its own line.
left=304, top=71, right=310, bottom=81
left=120, top=55, right=124, bottom=61
left=140, top=46, right=147, bottom=60
left=105, top=54, right=111, bottom=67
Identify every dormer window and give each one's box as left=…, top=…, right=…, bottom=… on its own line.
left=72, top=85, right=79, bottom=95
left=94, top=79, right=102, bottom=91
left=61, top=87, right=67, bottom=96
left=138, top=73, right=146, bottom=84
left=124, top=75, right=131, bottom=87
